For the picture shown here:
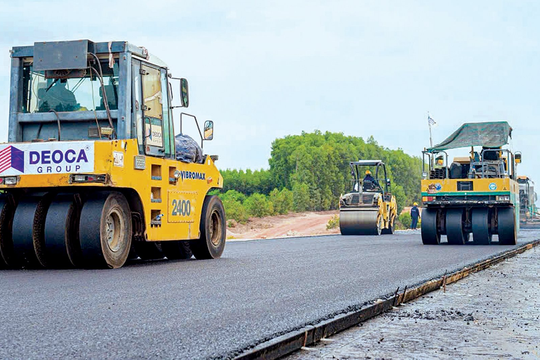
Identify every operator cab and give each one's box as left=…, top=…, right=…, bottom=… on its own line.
left=9, top=40, right=210, bottom=160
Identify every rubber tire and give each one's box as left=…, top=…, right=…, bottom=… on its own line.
left=446, top=209, right=467, bottom=245
left=42, top=193, right=83, bottom=268
left=162, top=241, right=193, bottom=260
left=381, top=216, right=395, bottom=235
left=498, top=207, right=517, bottom=245
left=472, top=208, right=492, bottom=245
left=79, top=192, right=132, bottom=268
left=0, top=194, right=18, bottom=268
left=421, top=208, right=440, bottom=245
left=12, top=196, right=44, bottom=268
left=191, top=195, right=226, bottom=259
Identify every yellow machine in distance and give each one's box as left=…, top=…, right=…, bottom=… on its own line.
left=0, top=40, right=225, bottom=269
left=421, top=121, right=520, bottom=245
left=339, top=160, right=397, bottom=235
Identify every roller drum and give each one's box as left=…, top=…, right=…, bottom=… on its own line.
left=340, top=209, right=380, bottom=235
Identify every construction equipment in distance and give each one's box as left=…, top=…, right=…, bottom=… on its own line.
left=421, top=121, right=520, bottom=245
left=339, top=160, right=397, bottom=235
left=517, top=176, right=540, bottom=228
left=0, top=40, right=226, bottom=269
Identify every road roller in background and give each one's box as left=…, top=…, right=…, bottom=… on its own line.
left=0, top=40, right=226, bottom=269
left=421, top=121, right=520, bottom=245
left=339, top=160, right=397, bottom=235
left=517, top=176, right=540, bottom=228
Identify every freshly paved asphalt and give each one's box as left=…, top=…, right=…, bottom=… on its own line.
left=0, top=230, right=538, bottom=359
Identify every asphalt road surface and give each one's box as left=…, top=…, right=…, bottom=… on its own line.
left=0, top=230, right=538, bottom=359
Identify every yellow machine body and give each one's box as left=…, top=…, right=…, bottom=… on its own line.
left=0, top=139, right=223, bottom=242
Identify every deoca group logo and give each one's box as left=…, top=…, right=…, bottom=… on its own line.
left=0, top=146, right=25, bottom=174
left=0, top=142, right=94, bottom=176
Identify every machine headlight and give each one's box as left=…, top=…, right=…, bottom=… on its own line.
left=4, top=176, right=18, bottom=185
left=496, top=195, right=510, bottom=201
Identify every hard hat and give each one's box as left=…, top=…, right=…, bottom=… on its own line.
left=413, top=202, right=418, bottom=206
left=365, top=170, right=371, bottom=175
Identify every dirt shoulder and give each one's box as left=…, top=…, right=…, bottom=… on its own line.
left=226, top=210, right=340, bottom=241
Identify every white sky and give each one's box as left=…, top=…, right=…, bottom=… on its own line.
left=1, top=0, right=539, bottom=185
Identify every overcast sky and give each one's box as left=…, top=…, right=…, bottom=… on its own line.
left=1, top=1, right=539, bottom=186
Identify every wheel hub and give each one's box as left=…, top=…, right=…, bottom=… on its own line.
left=106, top=210, right=122, bottom=252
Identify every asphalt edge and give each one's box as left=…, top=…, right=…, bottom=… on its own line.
left=234, top=239, right=540, bottom=360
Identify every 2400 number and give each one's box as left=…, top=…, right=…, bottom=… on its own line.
left=171, top=199, right=191, bottom=216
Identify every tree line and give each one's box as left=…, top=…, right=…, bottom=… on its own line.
left=217, top=131, right=422, bottom=223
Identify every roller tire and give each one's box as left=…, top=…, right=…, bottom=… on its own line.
left=162, top=241, right=193, bottom=260
left=42, top=193, right=83, bottom=268
left=446, top=209, right=468, bottom=245
left=472, top=208, right=492, bottom=245
left=191, top=195, right=226, bottom=260
left=79, top=192, right=132, bottom=268
left=498, top=207, right=517, bottom=245
left=0, top=194, right=18, bottom=268
left=12, top=196, right=45, bottom=268
left=421, top=208, right=440, bottom=245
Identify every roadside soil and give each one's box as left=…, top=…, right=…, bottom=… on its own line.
left=287, top=245, right=540, bottom=359
left=226, top=210, right=341, bottom=240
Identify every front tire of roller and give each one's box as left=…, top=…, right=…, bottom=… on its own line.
left=0, top=194, right=18, bottom=268
left=79, top=192, right=132, bottom=268
left=472, top=208, right=492, bottom=245
left=191, top=195, right=226, bottom=259
left=421, top=208, right=440, bottom=245
left=498, top=207, right=517, bottom=245
left=446, top=209, right=468, bottom=245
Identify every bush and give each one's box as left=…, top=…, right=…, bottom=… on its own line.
left=222, top=198, right=249, bottom=224
left=326, top=215, right=339, bottom=230
left=398, top=212, right=412, bottom=229
left=244, top=193, right=274, bottom=218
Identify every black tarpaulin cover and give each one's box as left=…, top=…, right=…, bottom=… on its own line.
left=428, top=121, right=512, bottom=152
left=175, top=134, right=203, bottom=163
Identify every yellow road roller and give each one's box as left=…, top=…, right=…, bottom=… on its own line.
left=339, top=160, right=397, bottom=235
left=421, top=121, right=520, bottom=245
left=0, top=40, right=225, bottom=268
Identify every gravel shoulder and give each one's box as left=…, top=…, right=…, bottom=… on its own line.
left=287, top=245, right=540, bottom=359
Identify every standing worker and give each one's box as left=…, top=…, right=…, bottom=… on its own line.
left=410, top=202, right=420, bottom=229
